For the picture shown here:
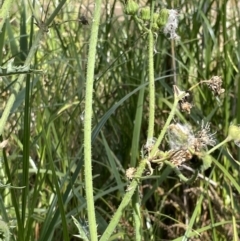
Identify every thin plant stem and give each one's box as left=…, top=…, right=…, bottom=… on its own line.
left=237, top=66, right=240, bottom=162
left=21, top=1, right=29, bottom=237
left=131, top=77, right=145, bottom=240
left=150, top=98, right=179, bottom=156
left=132, top=190, right=141, bottom=241
left=83, top=0, right=102, bottom=240
left=207, top=138, right=229, bottom=155
left=147, top=0, right=155, bottom=139
left=229, top=185, right=238, bottom=241
left=99, top=159, right=147, bottom=241
left=164, top=160, right=198, bottom=184
left=171, top=40, right=177, bottom=84
left=134, top=2, right=156, bottom=238
left=45, top=0, right=67, bottom=26
left=147, top=30, right=155, bottom=139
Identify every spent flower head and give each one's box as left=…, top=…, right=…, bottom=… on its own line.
left=168, top=122, right=216, bottom=151
left=173, top=85, right=188, bottom=100
left=205, top=76, right=225, bottom=96
left=163, top=9, right=180, bottom=40
left=167, top=121, right=216, bottom=167
left=194, top=122, right=216, bottom=151
left=167, top=123, right=195, bottom=150
left=173, top=85, right=193, bottom=114
left=168, top=149, right=193, bottom=166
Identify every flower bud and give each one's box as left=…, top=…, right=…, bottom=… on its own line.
left=140, top=7, right=150, bottom=21
left=152, top=22, right=159, bottom=31
left=227, top=124, right=240, bottom=147
left=124, top=0, right=139, bottom=15
left=157, top=8, right=169, bottom=28
left=153, top=13, right=159, bottom=23
left=152, top=13, right=160, bottom=30
left=201, top=154, right=212, bottom=171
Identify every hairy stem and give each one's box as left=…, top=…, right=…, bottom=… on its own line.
left=147, top=1, right=156, bottom=139
left=147, top=30, right=155, bottom=139
left=83, top=1, right=102, bottom=240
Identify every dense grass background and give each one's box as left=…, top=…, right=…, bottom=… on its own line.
left=0, top=0, right=240, bottom=240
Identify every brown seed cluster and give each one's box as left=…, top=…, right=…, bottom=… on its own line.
left=179, top=96, right=193, bottom=114
left=173, top=85, right=193, bottom=114
left=174, top=76, right=225, bottom=115
left=166, top=122, right=215, bottom=167
left=168, top=149, right=193, bottom=166
left=206, top=76, right=225, bottom=96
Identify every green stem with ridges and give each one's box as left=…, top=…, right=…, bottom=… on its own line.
left=83, top=1, right=102, bottom=240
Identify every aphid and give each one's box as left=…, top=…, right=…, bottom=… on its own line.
left=79, top=15, right=89, bottom=25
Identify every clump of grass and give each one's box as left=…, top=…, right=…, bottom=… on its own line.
left=0, top=0, right=240, bottom=240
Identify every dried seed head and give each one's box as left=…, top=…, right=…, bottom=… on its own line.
left=163, top=9, right=180, bottom=40
left=168, top=121, right=216, bottom=152
left=167, top=121, right=216, bottom=167
left=173, top=86, right=193, bottom=114
left=168, top=149, right=193, bottom=166
left=195, top=122, right=216, bottom=150
left=167, top=123, right=195, bottom=150
left=179, top=101, right=193, bottom=114
left=206, top=76, right=225, bottom=96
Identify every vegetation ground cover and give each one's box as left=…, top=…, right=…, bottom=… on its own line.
left=0, top=0, right=240, bottom=240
